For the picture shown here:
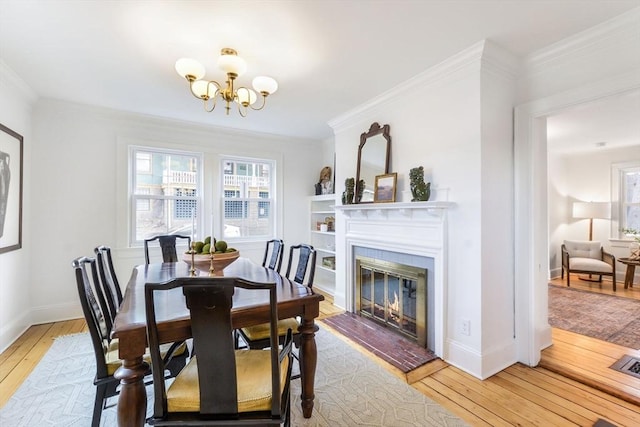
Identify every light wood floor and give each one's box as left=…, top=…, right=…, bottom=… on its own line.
left=2, top=287, right=639, bottom=426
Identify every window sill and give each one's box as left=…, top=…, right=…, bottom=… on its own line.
left=609, top=238, right=634, bottom=248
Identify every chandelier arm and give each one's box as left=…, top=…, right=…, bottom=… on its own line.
left=238, top=102, right=248, bottom=117
left=188, top=79, right=222, bottom=100
left=249, top=94, right=268, bottom=111
left=203, top=95, right=218, bottom=113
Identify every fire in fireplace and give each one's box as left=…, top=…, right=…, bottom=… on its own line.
left=355, top=256, right=427, bottom=347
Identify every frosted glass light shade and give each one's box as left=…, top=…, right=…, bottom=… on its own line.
left=572, top=202, right=611, bottom=219
left=217, top=53, right=246, bottom=76
left=175, top=58, right=205, bottom=80
left=236, top=87, right=257, bottom=105
left=253, top=76, right=278, bottom=94
left=192, top=80, right=213, bottom=99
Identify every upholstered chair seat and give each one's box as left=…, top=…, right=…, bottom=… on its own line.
left=167, top=350, right=290, bottom=413
left=240, top=318, right=300, bottom=342
left=104, top=340, right=188, bottom=376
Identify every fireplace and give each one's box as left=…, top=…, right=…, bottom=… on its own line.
left=355, top=256, right=427, bottom=347
left=335, top=201, right=451, bottom=356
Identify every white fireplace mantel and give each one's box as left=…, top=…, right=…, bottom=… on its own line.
left=335, top=201, right=452, bottom=357
left=336, top=201, right=454, bottom=217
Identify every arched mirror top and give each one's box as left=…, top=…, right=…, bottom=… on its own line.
left=356, top=122, right=391, bottom=203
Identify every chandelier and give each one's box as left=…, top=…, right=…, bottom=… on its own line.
left=175, top=48, right=278, bottom=117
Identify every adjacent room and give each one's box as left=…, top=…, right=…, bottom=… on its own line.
left=1, top=1, right=639, bottom=426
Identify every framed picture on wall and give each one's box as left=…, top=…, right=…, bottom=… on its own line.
left=0, top=123, right=23, bottom=254
left=374, top=173, right=397, bottom=203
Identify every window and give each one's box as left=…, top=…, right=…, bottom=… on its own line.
left=612, top=161, right=640, bottom=238
left=130, top=147, right=201, bottom=244
left=221, top=157, right=275, bottom=239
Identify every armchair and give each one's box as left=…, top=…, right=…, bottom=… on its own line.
left=561, top=240, right=616, bottom=291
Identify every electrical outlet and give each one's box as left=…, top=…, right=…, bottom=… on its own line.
left=461, top=319, right=471, bottom=336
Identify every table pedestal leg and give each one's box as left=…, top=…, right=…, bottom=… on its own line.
left=625, top=264, right=636, bottom=289
left=298, top=317, right=319, bottom=418
left=114, top=357, right=148, bottom=427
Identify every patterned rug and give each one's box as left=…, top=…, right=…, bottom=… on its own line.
left=0, top=325, right=466, bottom=427
left=548, top=284, right=640, bottom=349
left=321, top=312, right=437, bottom=373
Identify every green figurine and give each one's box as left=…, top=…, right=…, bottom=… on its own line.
left=342, top=177, right=355, bottom=204
left=409, top=166, right=431, bottom=202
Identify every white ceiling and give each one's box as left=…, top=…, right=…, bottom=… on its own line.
left=547, top=89, right=640, bottom=154
left=1, top=0, right=639, bottom=145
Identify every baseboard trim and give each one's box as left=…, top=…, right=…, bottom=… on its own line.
left=0, top=312, right=31, bottom=354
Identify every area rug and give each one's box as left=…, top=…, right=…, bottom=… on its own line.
left=0, top=326, right=466, bottom=427
left=548, top=284, right=640, bottom=349
left=321, top=312, right=437, bottom=373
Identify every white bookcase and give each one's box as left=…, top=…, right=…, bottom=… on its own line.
left=309, top=194, right=336, bottom=296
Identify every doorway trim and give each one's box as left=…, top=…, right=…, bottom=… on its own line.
left=514, top=70, right=640, bottom=366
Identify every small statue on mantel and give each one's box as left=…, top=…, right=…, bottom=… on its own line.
left=409, top=166, right=431, bottom=202
left=342, top=177, right=355, bottom=204
left=355, top=179, right=365, bottom=203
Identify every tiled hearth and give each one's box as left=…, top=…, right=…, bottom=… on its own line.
left=321, top=312, right=437, bottom=373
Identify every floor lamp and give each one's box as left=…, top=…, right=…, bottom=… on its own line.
left=572, top=202, right=611, bottom=240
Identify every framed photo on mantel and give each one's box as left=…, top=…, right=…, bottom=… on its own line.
left=374, top=173, right=397, bottom=203
left=0, top=123, right=23, bottom=254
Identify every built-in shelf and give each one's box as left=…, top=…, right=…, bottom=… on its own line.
left=309, top=195, right=336, bottom=296
left=316, top=247, right=336, bottom=255
left=311, top=230, right=335, bottom=236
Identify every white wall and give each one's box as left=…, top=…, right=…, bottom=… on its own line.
left=27, top=99, right=323, bottom=325
left=0, top=62, right=35, bottom=352
left=548, top=146, right=640, bottom=277
left=330, top=41, right=518, bottom=379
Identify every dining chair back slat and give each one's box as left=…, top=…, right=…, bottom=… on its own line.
left=144, top=234, right=191, bottom=265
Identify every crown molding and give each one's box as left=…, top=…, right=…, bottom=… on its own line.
left=522, top=7, right=640, bottom=74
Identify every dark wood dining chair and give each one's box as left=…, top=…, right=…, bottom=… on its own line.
left=262, top=238, right=284, bottom=272
left=72, top=256, right=125, bottom=427
left=236, top=244, right=316, bottom=378
left=143, top=234, right=191, bottom=265
left=73, top=255, right=191, bottom=427
left=94, top=245, right=122, bottom=325
left=145, top=276, right=293, bottom=426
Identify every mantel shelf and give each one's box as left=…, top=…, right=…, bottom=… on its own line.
left=335, top=201, right=453, bottom=212
left=335, top=201, right=454, bottom=219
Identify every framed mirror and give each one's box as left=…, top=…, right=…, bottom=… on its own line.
left=356, top=122, right=390, bottom=203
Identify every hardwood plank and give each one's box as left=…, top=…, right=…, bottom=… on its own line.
left=0, top=324, right=50, bottom=383
left=439, top=366, right=574, bottom=426
left=494, top=369, right=596, bottom=425
left=407, top=358, right=448, bottom=384
left=415, top=375, right=507, bottom=427
left=510, top=364, right=640, bottom=426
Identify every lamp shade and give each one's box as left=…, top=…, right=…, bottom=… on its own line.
left=217, top=50, right=247, bottom=76
left=572, top=202, right=611, bottom=219
left=175, top=58, right=205, bottom=80
left=252, top=76, right=278, bottom=95
left=236, top=87, right=257, bottom=106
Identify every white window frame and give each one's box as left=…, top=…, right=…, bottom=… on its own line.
left=611, top=161, right=640, bottom=243
left=129, top=146, right=203, bottom=246
left=220, top=156, right=275, bottom=241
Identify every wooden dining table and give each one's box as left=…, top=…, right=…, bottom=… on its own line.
left=111, top=257, right=324, bottom=427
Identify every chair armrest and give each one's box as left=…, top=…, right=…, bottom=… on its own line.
left=561, top=244, right=569, bottom=267
left=602, top=250, right=615, bottom=266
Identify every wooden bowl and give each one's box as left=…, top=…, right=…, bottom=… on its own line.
left=182, top=250, right=240, bottom=271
